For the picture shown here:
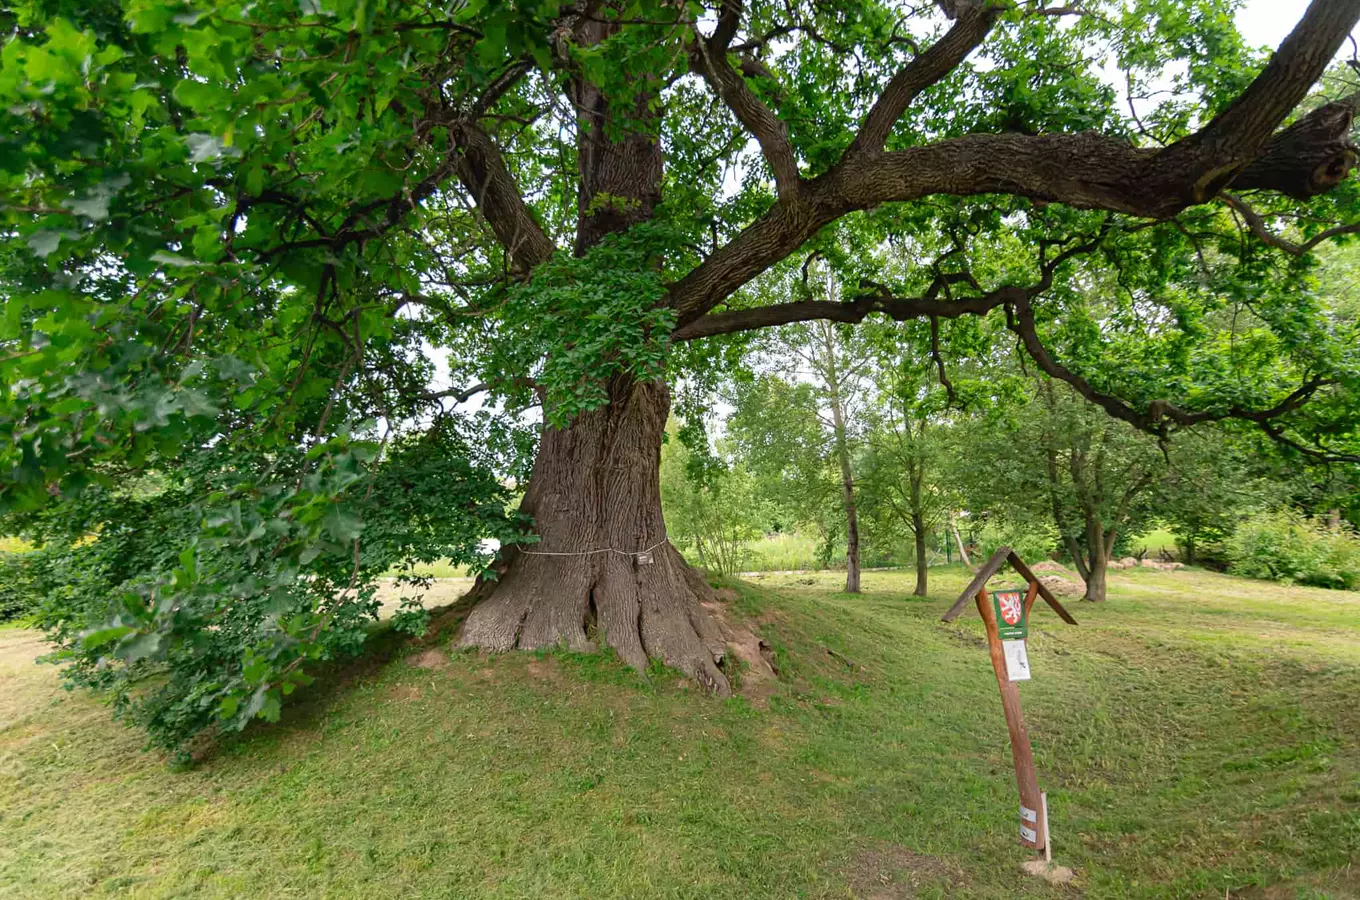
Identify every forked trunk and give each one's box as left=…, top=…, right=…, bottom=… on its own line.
left=457, top=378, right=731, bottom=694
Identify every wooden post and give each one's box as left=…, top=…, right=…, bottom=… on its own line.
left=976, top=587, right=1047, bottom=851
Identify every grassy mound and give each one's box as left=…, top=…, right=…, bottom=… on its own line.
left=1, top=567, right=1358, bottom=898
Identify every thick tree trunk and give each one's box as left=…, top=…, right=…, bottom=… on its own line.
left=457, top=378, right=730, bottom=694
left=1081, top=516, right=1109, bottom=602
left=1083, top=553, right=1108, bottom=602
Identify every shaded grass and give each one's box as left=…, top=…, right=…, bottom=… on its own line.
left=1, top=568, right=1357, bottom=898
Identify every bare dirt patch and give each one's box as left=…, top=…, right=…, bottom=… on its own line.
left=526, top=658, right=561, bottom=683
left=845, top=845, right=964, bottom=899
left=406, top=649, right=450, bottom=670
left=1039, top=574, right=1085, bottom=598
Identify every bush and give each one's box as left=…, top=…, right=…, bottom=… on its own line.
left=0, top=551, right=40, bottom=622
left=3, top=426, right=525, bottom=759
left=1226, top=510, right=1360, bottom=590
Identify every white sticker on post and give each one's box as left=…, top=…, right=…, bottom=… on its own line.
left=1019, top=825, right=1038, bottom=844
left=1003, top=639, right=1031, bottom=681
left=1020, top=806, right=1037, bottom=823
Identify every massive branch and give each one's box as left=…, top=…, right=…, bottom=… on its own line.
left=668, top=0, right=1360, bottom=328
left=448, top=119, right=557, bottom=274
left=848, top=3, right=1003, bottom=156
left=1006, top=292, right=1358, bottom=462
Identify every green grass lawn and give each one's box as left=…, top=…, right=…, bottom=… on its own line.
left=1131, top=528, right=1179, bottom=557
left=2, top=566, right=1358, bottom=898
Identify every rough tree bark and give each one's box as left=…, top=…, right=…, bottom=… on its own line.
left=458, top=377, right=731, bottom=693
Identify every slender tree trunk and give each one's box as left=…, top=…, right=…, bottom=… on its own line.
left=909, top=461, right=928, bottom=596
left=820, top=325, right=861, bottom=593
left=831, top=404, right=861, bottom=593
left=950, top=515, right=972, bottom=569
left=458, top=378, right=731, bottom=693
left=912, top=512, right=928, bottom=596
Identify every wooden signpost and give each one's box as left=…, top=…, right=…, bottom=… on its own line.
left=941, top=546, right=1077, bottom=858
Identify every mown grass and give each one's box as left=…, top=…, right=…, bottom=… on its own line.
left=1132, top=528, right=1179, bottom=556
left=2, top=566, right=1357, bottom=898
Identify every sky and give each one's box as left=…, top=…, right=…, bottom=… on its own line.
left=1238, top=1, right=1351, bottom=50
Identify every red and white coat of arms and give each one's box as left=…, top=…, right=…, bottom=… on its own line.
left=997, top=592, right=1023, bottom=626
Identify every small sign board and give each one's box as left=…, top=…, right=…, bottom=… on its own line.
left=940, top=547, right=1079, bottom=857
left=992, top=590, right=1028, bottom=640
left=1003, top=640, right=1031, bottom=681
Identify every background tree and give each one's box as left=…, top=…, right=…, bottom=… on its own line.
left=734, top=272, right=875, bottom=590
left=659, top=422, right=768, bottom=576
left=726, top=374, right=844, bottom=568
left=964, top=378, right=1165, bottom=601
left=1153, top=430, right=1270, bottom=566
left=858, top=328, right=957, bottom=596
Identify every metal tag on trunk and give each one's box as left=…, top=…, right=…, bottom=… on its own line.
left=636, top=550, right=654, bottom=565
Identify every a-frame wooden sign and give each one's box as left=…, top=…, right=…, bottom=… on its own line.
left=941, top=546, right=1077, bottom=856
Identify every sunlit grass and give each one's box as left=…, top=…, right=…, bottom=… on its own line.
left=744, top=531, right=823, bottom=572
left=1131, top=528, right=1178, bottom=556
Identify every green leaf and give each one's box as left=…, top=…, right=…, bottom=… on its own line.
left=82, top=625, right=135, bottom=650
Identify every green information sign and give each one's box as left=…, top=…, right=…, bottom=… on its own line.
left=992, top=590, right=1028, bottom=641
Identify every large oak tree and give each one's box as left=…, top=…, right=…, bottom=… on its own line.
left=4, top=0, right=1360, bottom=746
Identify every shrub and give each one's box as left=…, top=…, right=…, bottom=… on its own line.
left=0, top=551, right=39, bottom=622
left=1226, top=510, right=1360, bottom=590
left=5, top=426, right=525, bottom=759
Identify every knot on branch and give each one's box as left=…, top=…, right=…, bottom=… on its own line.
left=1234, top=93, right=1360, bottom=200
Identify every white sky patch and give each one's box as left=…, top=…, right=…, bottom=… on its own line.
left=1238, top=1, right=1319, bottom=49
